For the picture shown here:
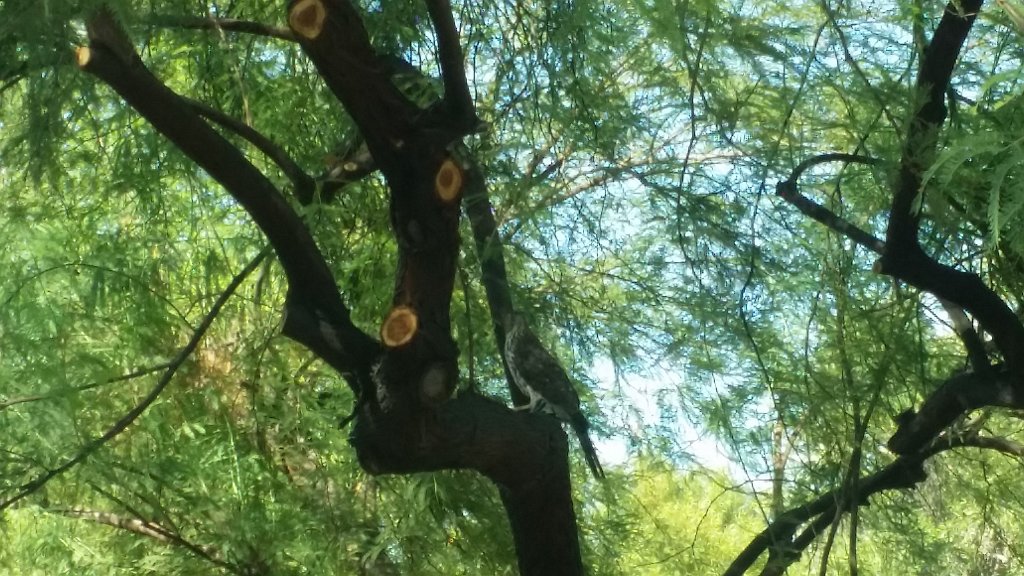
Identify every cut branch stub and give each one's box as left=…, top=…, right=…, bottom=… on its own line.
left=75, top=47, right=92, bottom=68
left=420, top=362, right=453, bottom=404
left=434, top=157, right=463, bottom=203
left=381, top=305, right=418, bottom=347
left=288, top=0, right=327, bottom=39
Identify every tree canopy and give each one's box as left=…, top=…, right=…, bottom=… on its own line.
left=2, top=0, right=1024, bottom=574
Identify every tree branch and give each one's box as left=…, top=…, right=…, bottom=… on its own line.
left=462, top=159, right=527, bottom=405
left=287, top=0, right=417, bottom=174
left=184, top=97, right=315, bottom=200
left=887, top=366, right=1024, bottom=454
left=147, top=15, right=297, bottom=42
left=726, top=431, right=1024, bottom=576
left=0, top=362, right=172, bottom=412
left=775, top=153, right=885, bottom=254
left=77, top=9, right=378, bottom=384
left=54, top=508, right=236, bottom=573
left=874, top=0, right=1024, bottom=376
left=885, top=2, right=981, bottom=248
left=0, top=246, right=270, bottom=513
left=424, top=0, right=478, bottom=130
left=776, top=158, right=992, bottom=375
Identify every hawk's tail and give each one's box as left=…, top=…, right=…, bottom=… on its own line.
left=570, top=413, right=605, bottom=479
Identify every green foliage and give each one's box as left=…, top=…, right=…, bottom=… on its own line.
left=3, top=0, right=1024, bottom=574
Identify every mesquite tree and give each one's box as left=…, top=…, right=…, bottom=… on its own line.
left=4, top=0, right=1024, bottom=575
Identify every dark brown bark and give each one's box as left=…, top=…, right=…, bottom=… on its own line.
left=78, top=3, right=588, bottom=574
left=724, top=434, right=1024, bottom=576
left=763, top=1, right=1024, bottom=573
left=877, top=0, right=1024, bottom=379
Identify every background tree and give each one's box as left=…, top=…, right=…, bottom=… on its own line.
left=2, top=0, right=1024, bottom=575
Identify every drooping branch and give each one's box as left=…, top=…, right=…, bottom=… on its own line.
left=777, top=178, right=1002, bottom=451
left=0, top=246, right=270, bottom=513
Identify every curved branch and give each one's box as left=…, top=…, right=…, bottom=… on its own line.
left=78, top=9, right=378, bottom=380
left=775, top=153, right=885, bottom=254
left=785, top=152, right=880, bottom=187
left=727, top=431, right=1024, bottom=576
left=184, top=98, right=315, bottom=200
left=776, top=167, right=991, bottom=375
left=0, top=247, right=270, bottom=513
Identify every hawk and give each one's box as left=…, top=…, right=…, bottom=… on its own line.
left=504, top=313, right=604, bottom=479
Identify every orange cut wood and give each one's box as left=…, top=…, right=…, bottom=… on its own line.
left=381, top=305, right=418, bottom=347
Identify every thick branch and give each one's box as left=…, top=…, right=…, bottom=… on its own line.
left=287, top=0, right=417, bottom=174
left=727, top=432, right=1024, bottom=576
left=78, top=11, right=377, bottom=377
left=876, top=245, right=1024, bottom=376
left=876, top=1, right=1024, bottom=374
left=886, top=1, right=981, bottom=248
left=350, top=392, right=581, bottom=574
left=888, top=366, right=1024, bottom=454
